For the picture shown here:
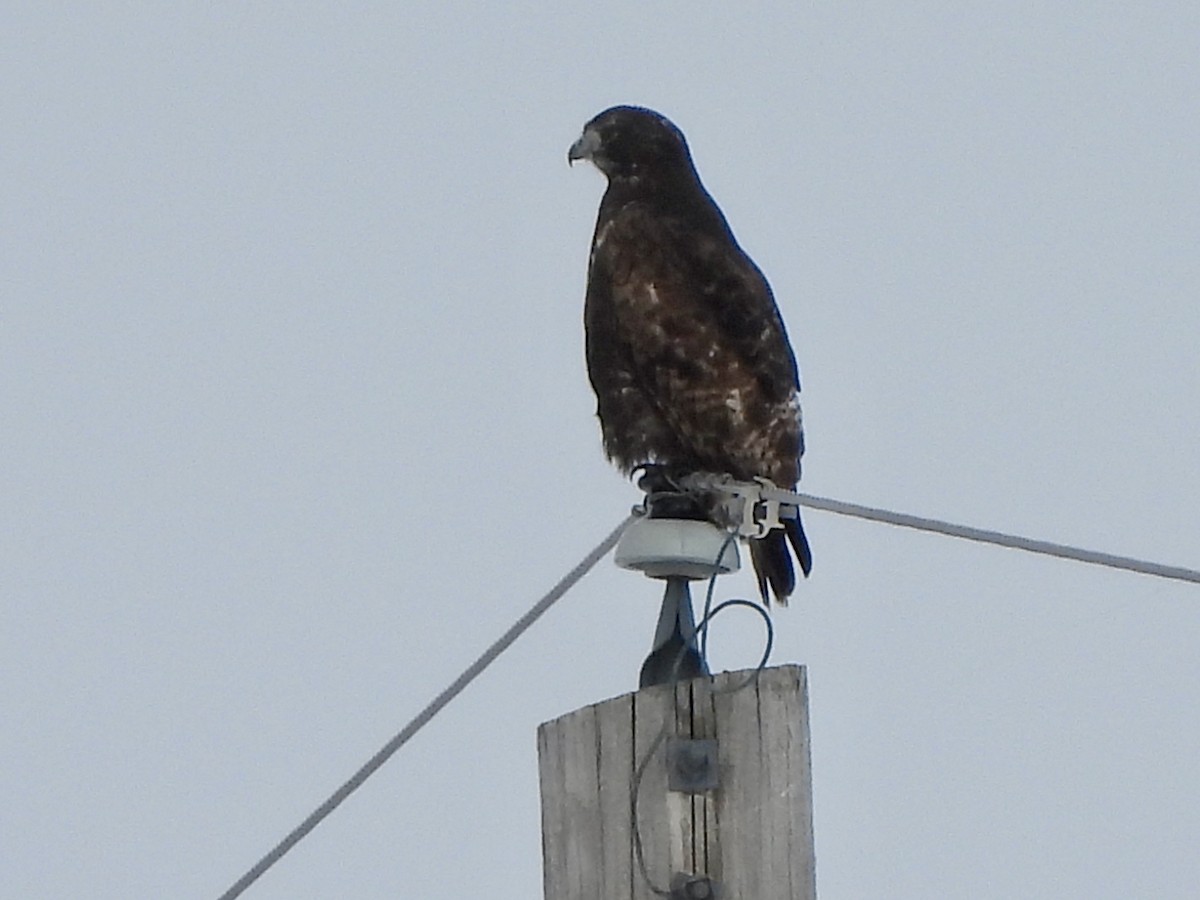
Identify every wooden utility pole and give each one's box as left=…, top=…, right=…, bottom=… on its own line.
left=537, top=664, right=816, bottom=899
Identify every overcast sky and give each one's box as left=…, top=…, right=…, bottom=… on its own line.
left=4, top=4, right=1199, bottom=899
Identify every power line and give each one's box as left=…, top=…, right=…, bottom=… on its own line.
left=677, top=473, right=1199, bottom=585
left=214, top=514, right=635, bottom=900
left=214, top=491, right=1197, bottom=899
left=796, top=492, right=1200, bottom=585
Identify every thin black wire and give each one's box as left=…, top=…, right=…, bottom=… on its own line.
left=629, top=699, right=676, bottom=898
left=215, top=514, right=634, bottom=900
left=699, top=530, right=740, bottom=667
left=630, top=552, right=775, bottom=897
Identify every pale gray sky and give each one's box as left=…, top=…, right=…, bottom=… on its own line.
left=3, top=4, right=1199, bottom=898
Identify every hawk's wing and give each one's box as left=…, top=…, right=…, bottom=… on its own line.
left=585, top=201, right=803, bottom=488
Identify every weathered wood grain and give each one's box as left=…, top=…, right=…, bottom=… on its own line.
left=538, top=665, right=815, bottom=899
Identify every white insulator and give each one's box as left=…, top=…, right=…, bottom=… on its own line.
left=614, top=517, right=740, bottom=580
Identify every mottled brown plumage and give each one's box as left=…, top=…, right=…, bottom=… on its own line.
left=570, top=105, right=811, bottom=602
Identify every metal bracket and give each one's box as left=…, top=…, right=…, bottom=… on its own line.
left=679, top=473, right=786, bottom=539
left=670, top=871, right=718, bottom=899
left=666, top=738, right=719, bottom=793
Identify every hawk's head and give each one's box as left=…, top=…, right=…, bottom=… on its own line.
left=568, top=105, right=692, bottom=183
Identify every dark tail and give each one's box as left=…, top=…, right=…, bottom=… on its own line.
left=748, top=511, right=813, bottom=605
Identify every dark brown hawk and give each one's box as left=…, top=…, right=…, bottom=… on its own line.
left=569, top=105, right=812, bottom=603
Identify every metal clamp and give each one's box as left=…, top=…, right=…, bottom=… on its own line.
left=680, top=473, right=786, bottom=539
left=670, top=872, right=718, bottom=899
left=666, top=738, right=719, bottom=793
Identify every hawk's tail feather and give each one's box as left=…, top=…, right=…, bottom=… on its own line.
left=748, top=511, right=813, bottom=606
left=748, top=537, right=773, bottom=604
left=787, top=512, right=814, bottom=578
left=749, top=530, right=795, bottom=606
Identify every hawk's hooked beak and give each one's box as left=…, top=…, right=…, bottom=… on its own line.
left=568, top=127, right=601, bottom=166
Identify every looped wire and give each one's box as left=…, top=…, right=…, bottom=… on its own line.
left=630, top=528, right=776, bottom=896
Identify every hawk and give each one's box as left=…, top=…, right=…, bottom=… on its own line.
left=569, top=105, right=812, bottom=603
